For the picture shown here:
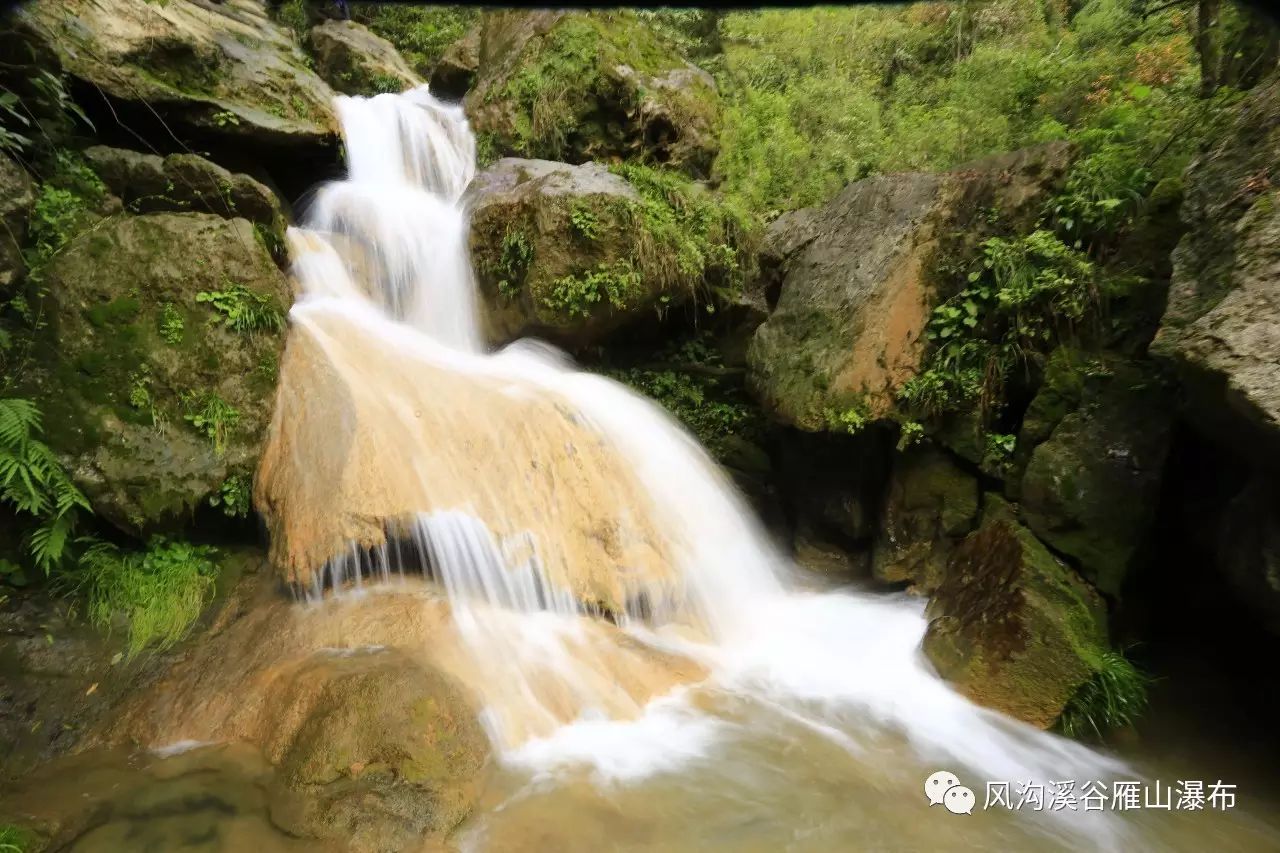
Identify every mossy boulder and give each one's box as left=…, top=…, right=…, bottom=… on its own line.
left=1153, top=75, right=1280, bottom=468
left=0, top=153, right=35, bottom=291
left=747, top=143, right=1072, bottom=431
left=27, top=212, right=289, bottom=535
left=308, top=20, right=423, bottom=97
left=466, top=11, right=720, bottom=177
left=871, top=444, right=979, bottom=591
left=273, top=650, right=488, bottom=846
left=18, top=0, right=337, bottom=150
left=923, top=496, right=1110, bottom=729
left=1014, top=350, right=1175, bottom=597
left=82, top=145, right=284, bottom=231
left=464, top=157, right=753, bottom=348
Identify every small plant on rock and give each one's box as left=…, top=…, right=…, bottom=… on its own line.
left=1058, top=649, right=1151, bottom=740
left=196, top=282, right=284, bottom=335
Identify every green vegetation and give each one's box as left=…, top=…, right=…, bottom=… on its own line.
left=713, top=1, right=1208, bottom=215
left=159, top=303, right=184, bottom=344
left=352, top=4, right=478, bottom=75
left=0, top=399, right=89, bottom=573
left=900, top=230, right=1101, bottom=419
left=494, top=228, right=533, bottom=299
left=210, top=474, right=250, bottom=519
left=0, top=823, right=31, bottom=853
left=543, top=261, right=643, bottom=319
left=823, top=402, right=872, bottom=436
left=610, top=162, right=756, bottom=306
left=71, top=538, right=219, bottom=660
left=181, top=391, right=240, bottom=454
left=23, top=153, right=107, bottom=282
left=1058, top=649, right=1152, bottom=738
left=604, top=337, right=765, bottom=461
left=569, top=201, right=601, bottom=241
left=196, top=282, right=285, bottom=335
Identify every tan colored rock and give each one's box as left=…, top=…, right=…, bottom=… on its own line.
left=254, top=294, right=677, bottom=614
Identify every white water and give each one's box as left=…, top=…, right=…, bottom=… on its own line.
left=288, top=87, right=1140, bottom=848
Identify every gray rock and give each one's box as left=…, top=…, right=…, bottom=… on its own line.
left=308, top=20, right=423, bottom=96
left=18, top=0, right=337, bottom=150
left=1153, top=77, right=1280, bottom=469
left=83, top=145, right=282, bottom=227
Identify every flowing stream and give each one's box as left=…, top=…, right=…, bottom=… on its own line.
left=12, top=86, right=1275, bottom=852
left=253, top=86, right=1280, bottom=851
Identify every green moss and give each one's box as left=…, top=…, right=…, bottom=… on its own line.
left=85, top=297, right=141, bottom=328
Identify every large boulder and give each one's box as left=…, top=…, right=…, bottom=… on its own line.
left=1153, top=76, right=1280, bottom=468
left=0, top=153, right=35, bottom=291
left=871, top=443, right=979, bottom=591
left=466, top=11, right=720, bottom=177
left=747, top=143, right=1072, bottom=431
left=923, top=496, right=1110, bottom=729
left=464, top=157, right=751, bottom=349
left=28, top=212, right=289, bottom=534
left=82, top=145, right=283, bottom=230
left=1015, top=350, right=1175, bottom=597
left=17, top=0, right=338, bottom=150
left=308, top=20, right=423, bottom=97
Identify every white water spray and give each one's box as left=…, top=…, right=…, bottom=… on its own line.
left=284, top=87, right=1141, bottom=848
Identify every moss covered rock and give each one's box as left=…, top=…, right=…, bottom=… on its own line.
left=464, top=157, right=752, bottom=348
left=273, top=650, right=488, bottom=845
left=430, top=24, right=480, bottom=99
left=308, top=20, right=423, bottom=97
left=83, top=145, right=284, bottom=231
left=28, top=212, right=289, bottom=535
left=466, top=11, right=720, bottom=177
left=1153, top=75, right=1280, bottom=468
left=871, top=444, right=979, bottom=591
left=1015, top=351, right=1174, bottom=597
left=18, top=0, right=337, bottom=150
left=747, top=143, right=1071, bottom=431
left=0, top=153, right=35, bottom=291
left=923, top=496, right=1110, bottom=728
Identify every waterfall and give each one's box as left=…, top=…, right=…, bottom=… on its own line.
left=268, top=86, right=1138, bottom=847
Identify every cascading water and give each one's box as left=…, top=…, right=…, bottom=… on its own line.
left=260, top=86, right=1253, bottom=850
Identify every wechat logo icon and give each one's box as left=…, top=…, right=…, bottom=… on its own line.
left=925, top=770, right=975, bottom=815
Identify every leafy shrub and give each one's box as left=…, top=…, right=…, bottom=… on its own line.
left=0, top=398, right=89, bottom=573
left=900, top=229, right=1099, bottom=418
left=196, top=283, right=284, bottom=335
left=71, top=538, right=219, bottom=659
left=543, top=261, right=643, bottom=318
left=493, top=228, right=533, bottom=299
left=159, top=304, right=184, bottom=344
left=351, top=4, right=478, bottom=75
left=210, top=474, right=250, bottom=518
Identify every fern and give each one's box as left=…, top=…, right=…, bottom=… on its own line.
left=0, top=399, right=89, bottom=572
